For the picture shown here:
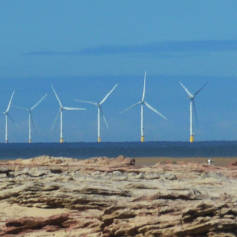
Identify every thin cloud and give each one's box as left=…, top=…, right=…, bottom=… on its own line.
left=24, top=39, right=237, bottom=56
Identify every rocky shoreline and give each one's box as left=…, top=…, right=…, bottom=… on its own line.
left=0, top=155, right=237, bottom=236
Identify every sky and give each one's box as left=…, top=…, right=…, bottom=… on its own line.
left=0, top=0, right=237, bottom=142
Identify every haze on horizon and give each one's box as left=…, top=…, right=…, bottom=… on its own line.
left=0, top=1, right=237, bottom=143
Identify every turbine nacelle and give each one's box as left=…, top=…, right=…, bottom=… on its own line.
left=179, top=81, right=207, bottom=100
left=51, top=86, right=85, bottom=112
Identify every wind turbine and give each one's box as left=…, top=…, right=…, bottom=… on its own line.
left=16, top=94, right=47, bottom=143
left=75, top=84, right=118, bottom=143
left=179, top=81, right=207, bottom=143
left=121, top=72, right=167, bottom=142
left=3, top=90, right=15, bottom=143
left=51, top=86, right=86, bottom=143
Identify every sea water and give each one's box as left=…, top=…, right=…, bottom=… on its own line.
left=1, top=141, right=237, bottom=159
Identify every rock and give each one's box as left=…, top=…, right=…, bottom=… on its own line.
left=0, top=156, right=237, bottom=236
left=130, top=158, right=135, bottom=166
left=0, top=173, right=7, bottom=178
left=113, top=170, right=123, bottom=176
left=231, top=161, right=237, bottom=166
left=163, top=173, right=177, bottom=180
left=182, top=202, right=218, bottom=222
left=136, top=173, right=145, bottom=179
left=92, top=171, right=102, bottom=176
left=0, top=167, right=12, bottom=177
left=50, top=168, right=63, bottom=174
left=2, top=214, right=70, bottom=235
left=144, top=172, right=160, bottom=180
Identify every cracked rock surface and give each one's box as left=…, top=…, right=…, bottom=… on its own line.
left=0, top=155, right=237, bottom=236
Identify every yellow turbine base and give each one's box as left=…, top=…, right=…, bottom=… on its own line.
left=98, top=137, right=101, bottom=143
left=190, top=135, right=194, bottom=143
left=141, top=136, right=144, bottom=143
left=60, top=138, right=64, bottom=143
left=28, top=139, right=32, bottom=144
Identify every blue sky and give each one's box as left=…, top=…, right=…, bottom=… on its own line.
left=0, top=0, right=237, bottom=142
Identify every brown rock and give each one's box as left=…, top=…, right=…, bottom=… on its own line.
left=2, top=214, right=69, bottom=235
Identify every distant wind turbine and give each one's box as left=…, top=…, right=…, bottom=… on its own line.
left=179, top=81, right=207, bottom=143
left=121, top=72, right=167, bottom=142
left=3, top=90, right=15, bottom=143
left=16, top=94, right=47, bottom=143
left=75, top=84, right=118, bottom=143
left=52, top=86, right=86, bottom=143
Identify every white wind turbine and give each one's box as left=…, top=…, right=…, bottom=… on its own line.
left=121, top=72, right=167, bottom=142
left=75, top=84, right=118, bottom=143
left=16, top=94, right=47, bottom=143
left=179, top=81, right=207, bottom=143
left=52, top=86, right=86, bottom=143
left=3, top=90, right=15, bottom=143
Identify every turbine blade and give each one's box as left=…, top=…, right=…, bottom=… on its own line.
left=51, top=85, right=63, bottom=108
left=31, top=94, right=47, bottom=111
left=5, top=90, right=15, bottom=113
left=120, top=101, right=140, bottom=114
left=51, top=110, right=60, bottom=131
left=75, top=99, right=97, bottom=106
left=99, top=84, right=118, bottom=105
left=142, top=71, right=146, bottom=101
left=144, top=101, right=167, bottom=120
left=63, top=107, right=86, bottom=111
left=179, top=82, right=193, bottom=99
left=101, top=107, right=109, bottom=128
left=194, top=82, right=208, bottom=97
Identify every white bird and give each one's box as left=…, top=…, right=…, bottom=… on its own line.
left=179, top=81, right=207, bottom=143
left=121, top=72, right=167, bottom=142
left=3, top=90, right=15, bottom=143
left=75, top=84, right=118, bottom=143
left=15, top=94, right=47, bottom=143
left=52, top=86, right=86, bottom=143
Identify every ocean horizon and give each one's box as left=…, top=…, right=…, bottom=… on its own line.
left=1, top=141, right=237, bottom=159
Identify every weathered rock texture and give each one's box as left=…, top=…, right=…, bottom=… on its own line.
left=0, top=155, right=237, bottom=236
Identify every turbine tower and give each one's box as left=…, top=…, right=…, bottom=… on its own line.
left=75, top=84, right=118, bottom=143
left=52, top=86, right=86, bottom=143
left=16, top=94, right=47, bottom=143
left=179, top=81, right=207, bottom=143
left=3, top=90, right=15, bottom=143
left=121, top=72, right=167, bottom=142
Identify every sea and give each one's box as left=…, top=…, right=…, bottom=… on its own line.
left=1, top=141, right=237, bottom=160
